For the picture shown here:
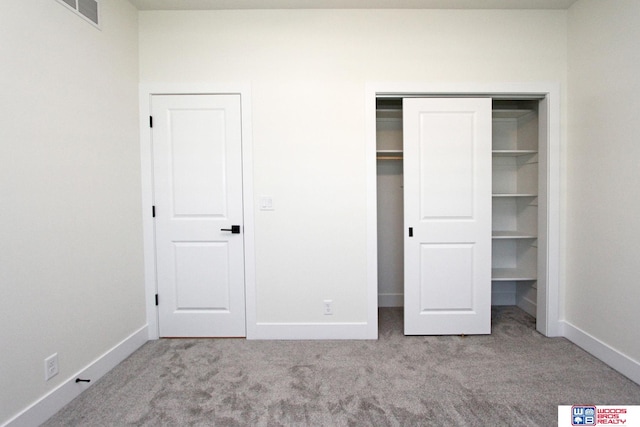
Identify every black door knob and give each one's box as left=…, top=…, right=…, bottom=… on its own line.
left=221, top=225, right=241, bottom=234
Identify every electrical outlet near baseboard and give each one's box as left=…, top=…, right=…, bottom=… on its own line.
left=45, top=353, right=59, bottom=381
left=323, top=299, right=333, bottom=315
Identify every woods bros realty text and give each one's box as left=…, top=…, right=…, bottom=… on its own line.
left=558, top=405, right=640, bottom=426
left=595, top=408, right=628, bottom=424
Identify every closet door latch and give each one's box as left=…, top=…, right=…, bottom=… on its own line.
left=408, top=227, right=413, bottom=237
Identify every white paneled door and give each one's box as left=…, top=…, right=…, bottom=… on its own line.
left=403, top=98, right=492, bottom=335
left=152, top=94, right=246, bottom=337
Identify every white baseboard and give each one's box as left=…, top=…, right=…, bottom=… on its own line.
left=516, top=296, right=536, bottom=318
left=562, top=321, right=640, bottom=385
left=250, top=322, right=376, bottom=340
left=4, top=325, right=148, bottom=427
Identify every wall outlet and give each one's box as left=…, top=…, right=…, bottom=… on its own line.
left=323, top=299, right=333, bottom=315
left=45, top=353, right=59, bottom=381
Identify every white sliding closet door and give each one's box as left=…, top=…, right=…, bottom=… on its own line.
left=403, top=98, right=492, bottom=335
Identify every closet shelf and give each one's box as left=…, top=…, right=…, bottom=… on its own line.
left=376, top=109, right=402, bottom=120
left=376, top=149, right=403, bottom=160
left=491, top=268, right=537, bottom=281
left=492, top=109, right=534, bottom=119
left=492, top=231, right=537, bottom=239
left=492, top=150, right=538, bottom=157
left=492, top=193, right=537, bottom=198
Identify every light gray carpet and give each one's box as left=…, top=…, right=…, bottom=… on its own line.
left=43, top=307, right=640, bottom=426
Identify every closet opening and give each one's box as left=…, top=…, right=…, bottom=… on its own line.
left=375, top=95, right=550, bottom=335
left=376, top=98, right=404, bottom=309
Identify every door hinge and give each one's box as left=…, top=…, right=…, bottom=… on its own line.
left=155, top=294, right=158, bottom=306
left=409, top=227, right=413, bottom=237
left=152, top=206, right=155, bottom=218
left=149, top=116, right=153, bottom=128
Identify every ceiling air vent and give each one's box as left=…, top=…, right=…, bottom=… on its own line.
left=56, top=0, right=100, bottom=28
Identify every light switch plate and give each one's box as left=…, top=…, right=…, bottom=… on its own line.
left=260, top=196, right=274, bottom=211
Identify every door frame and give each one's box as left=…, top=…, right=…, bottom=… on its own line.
left=366, top=82, right=562, bottom=337
left=139, top=83, right=256, bottom=340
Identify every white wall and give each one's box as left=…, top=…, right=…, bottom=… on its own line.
left=140, top=9, right=567, bottom=325
left=566, top=1, right=640, bottom=363
left=0, top=1, right=144, bottom=424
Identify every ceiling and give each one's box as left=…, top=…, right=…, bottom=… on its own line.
left=129, top=0, right=579, bottom=11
